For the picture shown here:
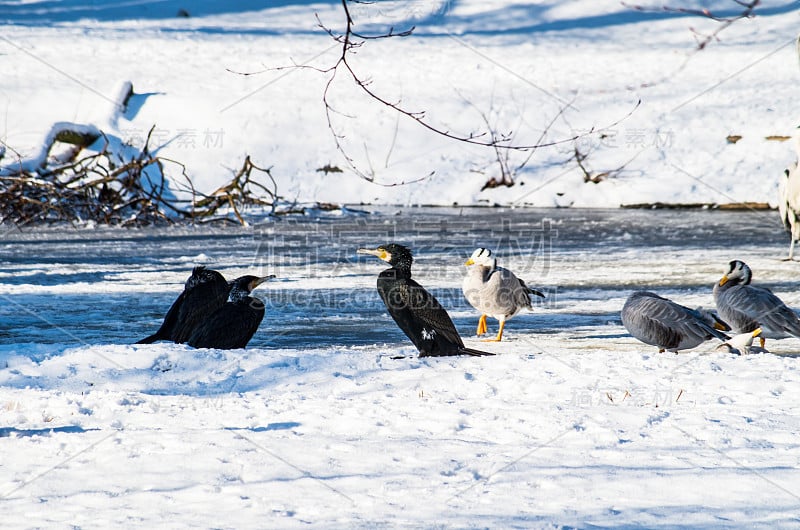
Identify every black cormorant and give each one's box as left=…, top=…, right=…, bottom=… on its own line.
left=357, top=244, right=492, bottom=357
left=187, top=274, right=274, bottom=350
left=136, top=266, right=229, bottom=344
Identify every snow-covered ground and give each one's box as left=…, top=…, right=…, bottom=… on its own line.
left=1, top=0, right=798, bottom=208
left=3, top=2, right=800, bottom=528
left=2, top=207, right=800, bottom=527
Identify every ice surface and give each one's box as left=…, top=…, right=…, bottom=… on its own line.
left=1, top=0, right=797, bottom=209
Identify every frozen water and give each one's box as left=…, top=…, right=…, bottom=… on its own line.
left=0, top=207, right=790, bottom=349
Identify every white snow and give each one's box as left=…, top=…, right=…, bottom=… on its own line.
left=3, top=2, right=800, bottom=528
left=1, top=0, right=798, bottom=209
left=3, top=340, right=800, bottom=527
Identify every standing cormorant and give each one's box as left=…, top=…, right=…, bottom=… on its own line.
left=136, top=266, right=229, bottom=344
left=357, top=244, right=492, bottom=357
left=187, top=274, right=274, bottom=350
left=462, top=247, right=545, bottom=342
left=621, top=291, right=730, bottom=353
left=713, top=260, right=800, bottom=347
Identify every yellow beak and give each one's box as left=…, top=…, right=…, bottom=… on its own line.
left=719, top=275, right=729, bottom=287
left=249, top=275, right=276, bottom=291
left=465, top=258, right=475, bottom=266
left=357, top=248, right=390, bottom=262
left=752, top=328, right=762, bottom=338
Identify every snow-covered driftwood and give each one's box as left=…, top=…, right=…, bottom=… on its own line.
left=0, top=81, right=280, bottom=226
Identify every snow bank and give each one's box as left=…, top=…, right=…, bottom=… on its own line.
left=1, top=1, right=797, bottom=210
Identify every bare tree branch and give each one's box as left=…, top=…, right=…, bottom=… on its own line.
left=264, top=0, right=640, bottom=185
left=622, top=0, right=761, bottom=80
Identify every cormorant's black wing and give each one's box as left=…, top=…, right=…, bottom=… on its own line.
left=135, top=291, right=186, bottom=344
left=378, top=274, right=491, bottom=356
left=187, top=299, right=265, bottom=350
left=377, top=276, right=461, bottom=349
left=403, top=279, right=464, bottom=347
left=171, top=279, right=230, bottom=343
left=136, top=266, right=228, bottom=344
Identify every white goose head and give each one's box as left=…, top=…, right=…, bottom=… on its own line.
left=717, top=328, right=762, bottom=355
left=719, top=260, right=752, bottom=287
left=464, top=247, right=497, bottom=269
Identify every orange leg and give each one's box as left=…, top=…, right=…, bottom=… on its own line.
left=483, top=320, right=506, bottom=342
left=759, top=336, right=766, bottom=349
left=476, top=314, right=488, bottom=336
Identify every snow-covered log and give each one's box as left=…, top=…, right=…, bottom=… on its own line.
left=0, top=81, right=280, bottom=226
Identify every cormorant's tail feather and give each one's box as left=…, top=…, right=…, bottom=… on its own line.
left=419, top=347, right=494, bottom=357
left=460, top=347, right=495, bottom=357
left=135, top=333, right=161, bottom=344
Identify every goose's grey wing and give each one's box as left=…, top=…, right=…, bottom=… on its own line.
left=499, top=267, right=536, bottom=310
left=463, top=268, right=514, bottom=316
left=622, top=294, right=681, bottom=348
left=623, top=292, right=728, bottom=350
left=723, top=285, right=800, bottom=337
left=693, top=307, right=731, bottom=332
left=485, top=267, right=533, bottom=316
left=715, top=286, right=758, bottom=333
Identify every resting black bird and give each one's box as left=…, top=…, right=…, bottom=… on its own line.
left=136, top=266, right=229, bottom=344
left=357, top=244, right=493, bottom=357
left=187, top=274, right=274, bottom=350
